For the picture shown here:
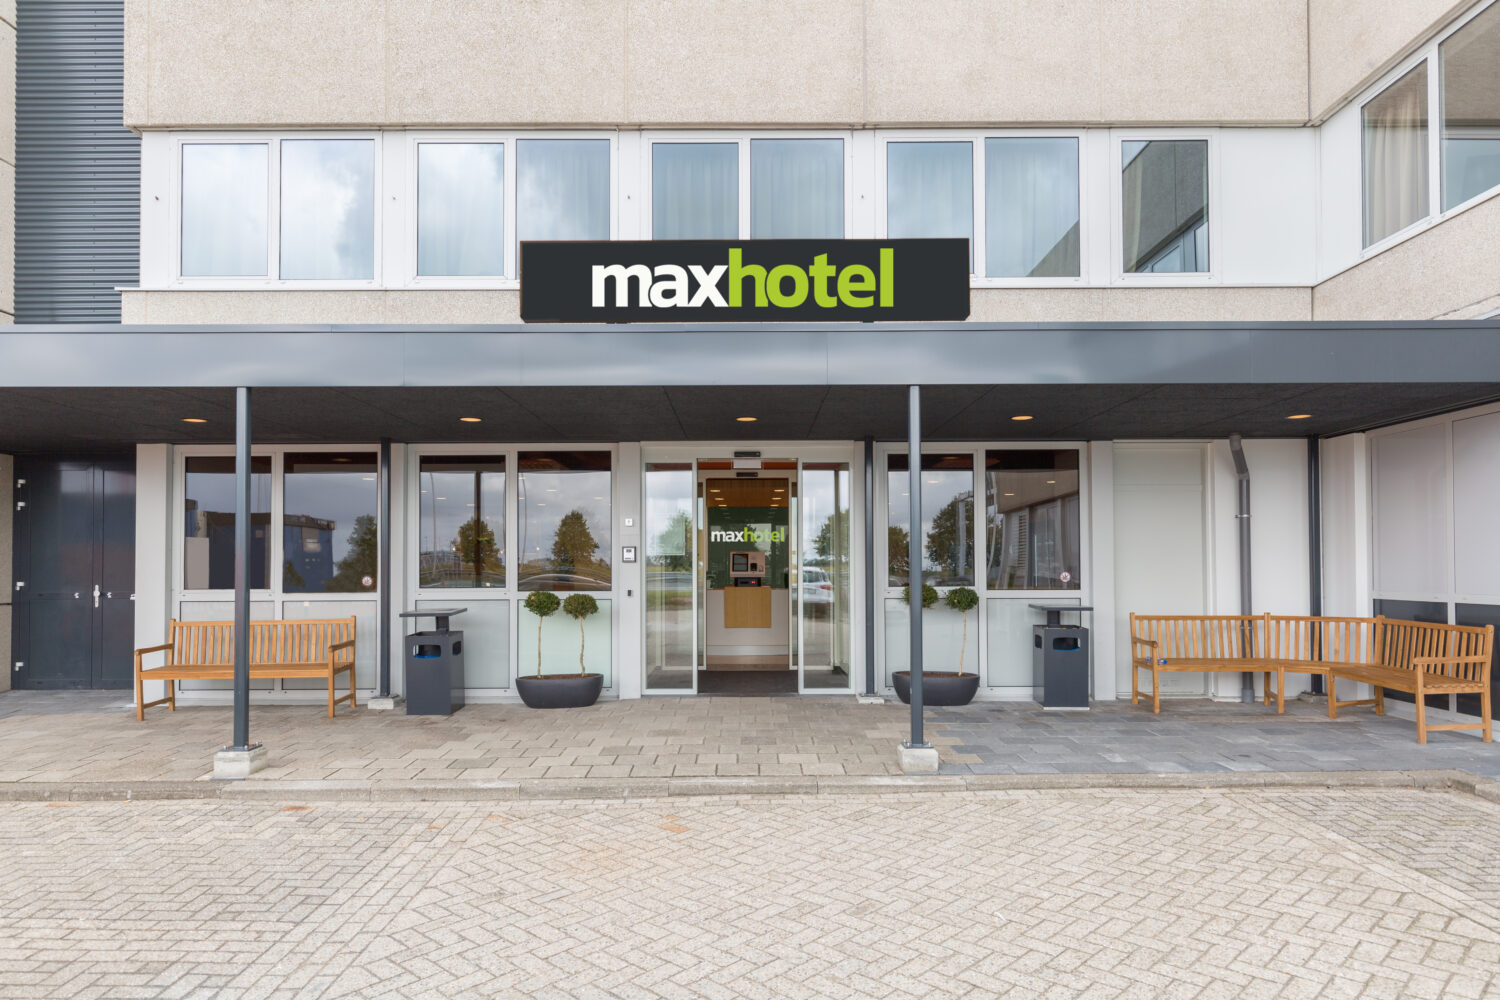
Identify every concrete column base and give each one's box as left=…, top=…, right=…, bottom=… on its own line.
left=897, top=743, right=939, bottom=774
left=856, top=694, right=886, bottom=705
left=213, top=744, right=267, bottom=780
left=367, top=696, right=403, bottom=711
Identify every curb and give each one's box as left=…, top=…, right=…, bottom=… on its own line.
left=1, top=768, right=1496, bottom=804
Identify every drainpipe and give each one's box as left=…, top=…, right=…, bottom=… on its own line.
left=1228, top=434, right=1254, bottom=703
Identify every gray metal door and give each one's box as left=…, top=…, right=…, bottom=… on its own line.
left=12, top=458, right=136, bottom=689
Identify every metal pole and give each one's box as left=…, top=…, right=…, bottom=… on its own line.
left=863, top=435, right=875, bottom=696
left=1307, top=436, right=1324, bottom=694
left=377, top=437, right=392, bottom=699
left=906, top=386, right=929, bottom=748
left=1229, top=434, right=1254, bottom=703
left=231, top=387, right=252, bottom=750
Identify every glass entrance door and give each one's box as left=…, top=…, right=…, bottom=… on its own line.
left=644, top=462, right=696, bottom=693
left=796, top=461, right=852, bottom=691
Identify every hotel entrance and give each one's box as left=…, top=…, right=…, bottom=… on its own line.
left=642, top=446, right=856, bottom=695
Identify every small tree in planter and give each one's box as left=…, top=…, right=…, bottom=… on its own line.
left=516, top=591, right=602, bottom=708
left=562, top=593, right=600, bottom=674
left=522, top=591, right=560, bottom=677
left=892, top=582, right=981, bottom=707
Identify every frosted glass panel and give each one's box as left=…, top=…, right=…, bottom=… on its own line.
left=882, top=598, right=968, bottom=686
left=1453, top=412, right=1500, bottom=596
left=176, top=601, right=277, bottom=691
left=1373, top=424, right=1450, bottom=594
left=181, top=144, right=267, bottom=276
left=886, top=141, right=973, bottom=270
left=653, top=143, right=737, bottom=239
left=986, top=599, right=1079, bottom=688
left=517, top=139, right=610, bottom=242
left=418, top=143, right=504, bottom=276
left=418, top=598, right=510, bottom=690
left=280, top=139, right=375, bottom=280
left=281, top=600, right=378, bottom=689
left=751, top=138, right=843, bottom=239
left=518, top=599, right=612, bottom=688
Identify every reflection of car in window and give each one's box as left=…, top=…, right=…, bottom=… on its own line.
left=796, top=567, right=835, bottom=604
left=521, top=572, right=612, bottom=592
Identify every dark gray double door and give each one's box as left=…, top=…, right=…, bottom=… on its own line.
left=12, top=458, right=136, bottom=689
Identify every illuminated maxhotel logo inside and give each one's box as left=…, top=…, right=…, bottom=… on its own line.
left=709, top=526, right=787, bottom=544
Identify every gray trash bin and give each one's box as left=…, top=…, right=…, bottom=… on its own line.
left=401, top=608, right=466, bottom=716
left=1029, top=605, right=1092, bottom=709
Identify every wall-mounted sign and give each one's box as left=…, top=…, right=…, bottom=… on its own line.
left=520, top=239, right=970, bottom=323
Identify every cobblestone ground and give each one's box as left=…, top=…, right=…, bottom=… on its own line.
left=2, top=787, right=1499, bottom=999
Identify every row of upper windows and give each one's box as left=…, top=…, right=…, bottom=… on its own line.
left=174, top=132, right=1209, bottom=284
left=1361, top=0, right=1500, bottom=249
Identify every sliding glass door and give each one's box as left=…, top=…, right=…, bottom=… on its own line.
left=644, top=462, right=697, bottom=693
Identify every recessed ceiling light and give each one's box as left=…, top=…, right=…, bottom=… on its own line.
left=1011, top=415, right=1033, bottom=422
left=1004, top=492, right=1015, bottom=497
left=1045, top=480, right=1056, bottom=485
left=736, top=416, right=757, bottom=422
left=772, top=488, right=784, bottom=492
left=460, top=416, right=482, bottom=423
left=536, top=502, right=546, bottom=507
left=1287, top=413, right=1313, bottom=420
left=182, top=417, right=207, bottom=424
left=436, top=497, right=447, bottom=501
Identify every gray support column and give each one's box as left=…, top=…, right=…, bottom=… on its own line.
left=231, top=387, right=252, bottom=751
left=1229, top=434, right=1254, bottom=703
left=863, top=435, right=875, bottom=696
left=906, top=386, right=929, bottom=749
left=1307, top=436, right=1324, bottom=694
left=378, top=437, right=392, bottom=699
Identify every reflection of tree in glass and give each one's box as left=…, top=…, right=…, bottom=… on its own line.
left=326, top=513, right=378, bottom=591
left=651, top=510, right=692, bottom=570
left=284, top=560, right=306, bottom=589
left=452, top=517, right=499, bottom=581
left=551, top=509, right=600, bottom=573
left=925, top=491, right=973, bottom=581
left=888, top=525, right=909, bottom=583
left=813, top=510, right=849, bottom=562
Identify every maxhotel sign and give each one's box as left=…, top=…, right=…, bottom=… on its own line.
left=519, top=239, right=970, bottom=323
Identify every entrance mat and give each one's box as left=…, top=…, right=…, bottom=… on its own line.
left=697, top=670, right=798, bottom=696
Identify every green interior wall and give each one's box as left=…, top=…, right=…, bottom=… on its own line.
left=705, top=505, right=790, bottom=589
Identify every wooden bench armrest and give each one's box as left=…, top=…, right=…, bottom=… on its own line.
left=328, top=638, right=356, bottom=652
left=1131, top=636, right=1158, bottom=650
left=135, top=642, right=174, bottom=656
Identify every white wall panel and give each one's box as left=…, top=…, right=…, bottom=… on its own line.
left=1372, top=423, right=1450, bottom=594
left=1452, top=410, right=1500, bottom=598
left=1320, top=434, right=1371, bottom=617
left=417, top=597, right=509, bottom=691
left=1217, top=129, right=1318, bottom=285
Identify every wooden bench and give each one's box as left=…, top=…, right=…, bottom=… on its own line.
left=1130, top=612, right=1494, bottom=743
left=1129, top=614, right=1270, bottom=715
left=134, top=617, right=357, bottom=721
left=1326, top=617, right=1493, bottom=745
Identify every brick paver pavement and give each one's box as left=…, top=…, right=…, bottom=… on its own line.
left=2, top=786, right=1499, bottom=999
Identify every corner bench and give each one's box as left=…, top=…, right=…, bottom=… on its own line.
left=1129, top=612, right=1493, bottom=744
left=134, top=617, right=357, bottom=720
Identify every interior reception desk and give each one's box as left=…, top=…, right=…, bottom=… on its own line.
left=705, top=586, right=790, bottom=665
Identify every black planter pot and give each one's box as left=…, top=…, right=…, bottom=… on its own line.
left=515, top=673, right=604, bottom=709
left=891, top=671, right=980, bottom=707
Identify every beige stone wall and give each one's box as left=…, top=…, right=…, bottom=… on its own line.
left=1313, top=193, right=1500, bottom=321
left=122, top=286, right=1310, bottom=325
left=125, top=0, right=1311, bottom=128
left=1, top=0, right=13, bottom=323
left=1308, top=0, right=1471, bottom=122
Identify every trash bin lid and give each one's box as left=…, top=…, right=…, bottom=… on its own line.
left=399, top=608, right=467, bottom=631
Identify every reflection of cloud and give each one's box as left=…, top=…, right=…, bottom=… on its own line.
left=518, top=139, right=610, bottom=243
left=419, top=144, right=505, bottom=276
left=182, top=144, right=268, bottom=276
left=281, top=140, right=374, bottom=279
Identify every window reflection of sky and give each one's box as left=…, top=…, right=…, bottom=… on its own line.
left=280, top=139, right=375, bottom=280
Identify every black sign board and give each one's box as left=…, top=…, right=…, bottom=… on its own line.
left=519, top=239, right=970, bottom=323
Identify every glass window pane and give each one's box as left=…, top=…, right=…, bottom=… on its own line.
left=418, top=143, right=505, bottom=276
left=653, top=143, right=737, bottom=239
left=181, top=144, right=268, bottom=277
left=800, top=463, right=850, bottom=689
left=886, top=453, right=974, bottom=588
left=886, top=141, right=973, bottom=270
left=645, top=463, right=695, bottom=691
left=985, top=137, right=1079, bottom=277
left=751, top=138, right=844, bottom=238
left=1441, top=5, right=1500, bottom=211
left=1122, top=139, right=1208, bottom=273
left=1363, top=63, right=1429, bottom=247
left=985, top=450, right=1081, bottom=590
left=280, top=139, right=375, bottom=280
left=183, top=456, right=271, bottom=590
left=418, top=457, right=505, bottom=589
left=518, top=451, right=611, bottom=592
left=282, top=452, right=378, bottom=593
left=517, top=139, right=610, bottom=242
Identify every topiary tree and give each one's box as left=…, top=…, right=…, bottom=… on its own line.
left=901, top=583, right=939, bottom=611
left=562, top=593, right=600, bottom=675
left=522, top=591, right=560, bottom=677
left=944, top=586, right=980, bottom=676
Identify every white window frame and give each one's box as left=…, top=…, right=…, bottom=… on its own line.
left=875, top=129, right=1090, bottom=287
left=168, top=131, right=384, bottom=289
left=872, top=440, right=1092, bottom=699
left=1354, top=0, right=1500, bottom=261
left=407, top=442, right=620, bottom=694
left=1110, top=129, right=1219, bottom=284
left=403, top=129, right=618, bottom=288
left=638, top=130, right=854, bottom=241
